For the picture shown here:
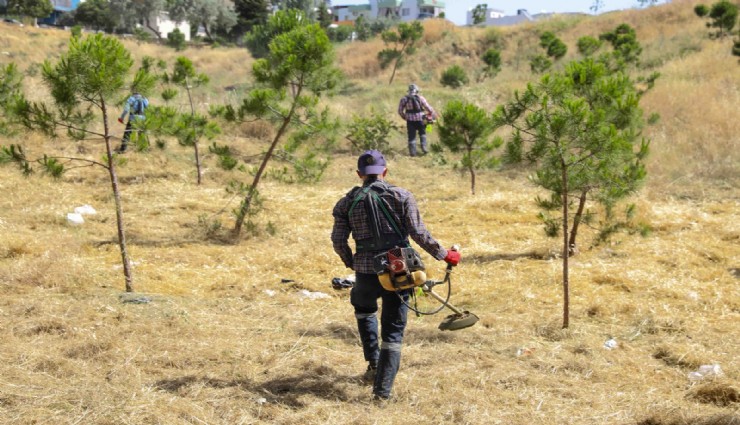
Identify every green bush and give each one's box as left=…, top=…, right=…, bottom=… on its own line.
left=483, top=27, right=507, bottom=50
left=167, top=29, right=187, bottom=51
left=346, top=110, right=399, bottom=154
left=530, top=54, right=552, bottom=73
left=577, top=36, right=603, bottom=56
left=327, top=25, right=353, bottom=42
left=694, top=4, right=709, bottom=16
left=440, top=64, right=469, bottom=88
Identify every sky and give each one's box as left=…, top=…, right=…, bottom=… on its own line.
left=445, top=1, right=644, bottom=26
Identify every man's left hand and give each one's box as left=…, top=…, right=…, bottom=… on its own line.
left=444, top=249, right=461, bottom=266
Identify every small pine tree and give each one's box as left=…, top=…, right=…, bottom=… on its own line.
left=494, top=57, right=652, bottom=328
left=215, top=15, right=341, bottom=237
left=378, top=21, right=424, bottom=85
left=157, top=57, right=215, bottom=184
left=437, top=100, right=500, bottom=195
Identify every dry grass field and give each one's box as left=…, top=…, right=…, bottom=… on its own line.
left=1, top=1, right=738, bottom=424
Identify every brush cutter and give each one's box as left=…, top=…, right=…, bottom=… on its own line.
left=383, top=245, right=478, bottom=331
left=412, top=257, right=480, bottom=331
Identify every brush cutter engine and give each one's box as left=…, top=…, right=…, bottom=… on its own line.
left=374, top=247, right=426, bottom=291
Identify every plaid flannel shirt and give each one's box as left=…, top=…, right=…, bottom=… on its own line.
left=331, top=179, right=447, bottom=274
left=398, top=94, right=436, bottom=122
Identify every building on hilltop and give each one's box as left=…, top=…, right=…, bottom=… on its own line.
left=465, top=5, right=505, bottom=25
left=332, top=3, right=372, bottom=24
left=466, top=8, right=558, bottom=27
left=140, top=12, right=191, bottom=41
left=330, top=0, right=445, bottom=25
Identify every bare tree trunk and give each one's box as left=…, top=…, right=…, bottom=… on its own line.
left=389, top=56, right=400, bottom=85
left=468, top=146, right=476, bottom=195
left=203, top=22, right=212, bottom=40
left=561, top=159, right=569, bottom=328
left=388, top=41, right=410, bottom=85
left=103, top=102, right=134, bottom=292
left=185, top=78, right=202, bottom=185
left=145, top=17, right=162, bottom=40
left=233, top=115, right=291, bottom=236
left=568, top=189, right=588, bottom=257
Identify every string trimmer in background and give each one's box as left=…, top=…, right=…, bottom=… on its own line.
left=376, top=245, right=479, bottom=331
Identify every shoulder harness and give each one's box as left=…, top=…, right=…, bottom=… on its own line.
left=348, top=181, right=408, bottom=253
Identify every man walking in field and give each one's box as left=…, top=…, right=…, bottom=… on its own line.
left=116, top=91, right=149, bottom=153
left=331, top=150, right=460, bottom=401
left=398, top=84, right=436, bottom=157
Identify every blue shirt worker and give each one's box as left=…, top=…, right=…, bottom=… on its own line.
left=116, top=92, right=149, bottom=153
left=398, top=84, right=436, bottom=157
left=331, top=150, right=460, bottom=401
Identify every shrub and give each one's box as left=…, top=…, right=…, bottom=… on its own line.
left=577, top=36, right=602, bottom=56
left=440, top=64, right=469, bottom=88
left=483, top=27, right=507, bottom=50
left=346, top=110, right=399, bottom=154
left=167, top=29, right=187, bottom=51
left=327, top=25, right=353, bottom=42
left=530, top=54, right=552, bottom=73
left=167, top=30, right=186, bottom=49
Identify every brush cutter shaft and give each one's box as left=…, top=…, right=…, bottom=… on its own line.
left=426, top=288, right=464, bottom=315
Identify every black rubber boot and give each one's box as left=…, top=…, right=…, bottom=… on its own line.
left=420, top=134, right=428, bottom=155
left=373, top=348, right=401, bottom=399
left=408, top=140, right=417, bottom=157
left=363, top=360, right=378, bottom=383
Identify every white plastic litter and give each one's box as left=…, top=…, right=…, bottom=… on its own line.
left=688, top=364, right=723, bottom=381
left=74, top=204, right=97, bottom=215
left=603, top=338, right=618, bottom=350
left=264, top=289, right=276, bottom=297
left=66, top=212, right=85, bottom=225
left=299, top=289, right=331, bottom=300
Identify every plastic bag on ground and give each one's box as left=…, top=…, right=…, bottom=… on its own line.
left=74, top=204, right=97, bottom=215
left=300, top=289, right=331, bottom=300
left=66, top=212, right=84, bottom=225
left=688, top=364, right=723, bottom=381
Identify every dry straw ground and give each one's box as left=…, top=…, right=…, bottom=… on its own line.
left=1, top=1, right=738, bottom=424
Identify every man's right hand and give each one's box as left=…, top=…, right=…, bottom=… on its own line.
left=117, top=117, right=124, bottom=124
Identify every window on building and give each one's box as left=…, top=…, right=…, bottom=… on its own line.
left=402, top=8, right=410, bottom=16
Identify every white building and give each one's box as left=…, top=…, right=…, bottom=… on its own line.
left=466, top=8, right=547, bottom=27
left=139, top=12, right=191, bottom=41
left=332, top=4, right=372, bottom=23
left=465, top=6, right=505, bottom=26
left=331, top=0, right=445, bottom=24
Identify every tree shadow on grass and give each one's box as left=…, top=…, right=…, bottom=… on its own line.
left=258, top=368, right=357, bottom=407
left=154, top=375, right=252, bottom=393
left=154, top=364, right=360, bottom=408
left=300, top=323, right=357, bottom=343
left=467, top=251, right=556, bottom=263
